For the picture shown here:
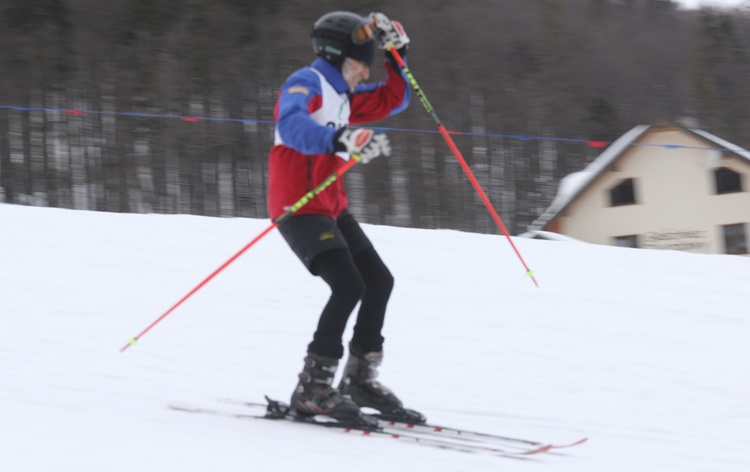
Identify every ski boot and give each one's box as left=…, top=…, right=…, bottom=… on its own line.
left=290, top=352, right=378, bottom=429
left=339, top=343, right=427, bottom=424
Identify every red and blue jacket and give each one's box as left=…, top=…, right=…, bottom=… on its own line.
left=267, top=57, right=410, bottom=220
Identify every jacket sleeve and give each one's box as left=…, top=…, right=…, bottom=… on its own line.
left=348, top=60, right=411, bottom=125
left=275, top=69, right=337, bottom=155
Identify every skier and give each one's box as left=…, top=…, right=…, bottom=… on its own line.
left=267, top=11, right=425, bottom=425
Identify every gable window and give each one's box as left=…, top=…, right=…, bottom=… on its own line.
left=610, top=178, right=637, bottom=206
left=613, top=235, right=639, bottom=248
left=714, top=168, right=742, bottom=194
left=722, top=223, right=748, bottom=255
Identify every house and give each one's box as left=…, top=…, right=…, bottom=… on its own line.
left=525, top=120, right=750, bottom=255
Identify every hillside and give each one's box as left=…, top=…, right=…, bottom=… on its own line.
left=1, top=203, right=748, bottom=471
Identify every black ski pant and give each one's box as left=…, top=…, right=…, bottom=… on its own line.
left=278, top=210, right=394, bottom=359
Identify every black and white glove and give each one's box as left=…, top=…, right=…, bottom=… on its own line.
left=333, top=128, right=391, bottom=164
left=369, top=12, right=410, bottom=69
left=370, top=13, right=410, bottom=50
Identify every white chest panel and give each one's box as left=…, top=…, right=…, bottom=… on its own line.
left=274, top=67, right=350, bottom=157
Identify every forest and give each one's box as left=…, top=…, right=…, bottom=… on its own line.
left=1, top=0, right=749, bottom=234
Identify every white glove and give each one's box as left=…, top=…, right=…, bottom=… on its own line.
left=334, top=128, right=392, bottom=164
left=369, top=12, right=410, bottom=50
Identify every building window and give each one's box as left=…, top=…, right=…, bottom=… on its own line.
left=714, top=168, right=742, bottom=194
left=610, top=178, right=637, bottom=206
left=613, top=235, right=639, bottom=248
left=722, top=223, right=748, bottom=255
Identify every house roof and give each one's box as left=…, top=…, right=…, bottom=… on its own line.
left=525, top=121, right=750, bottom=234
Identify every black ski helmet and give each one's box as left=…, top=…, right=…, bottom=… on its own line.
left=311, top=11, right=375, bottom=68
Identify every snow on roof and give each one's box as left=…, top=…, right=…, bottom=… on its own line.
left=524, top=123, right=750, bottom=234
left=691, top=129, right=750, bottom=163
left=526, top=124, right=650, bottom=233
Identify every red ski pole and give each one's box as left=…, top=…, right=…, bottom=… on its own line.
left=120, top=154, right=363, bottom=352
left=388, top=47, right=538, bottom=287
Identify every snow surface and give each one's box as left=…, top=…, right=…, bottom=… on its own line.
left=676, top=0, right=747, bottom=9
left=1, top=203, right=748, bottom=471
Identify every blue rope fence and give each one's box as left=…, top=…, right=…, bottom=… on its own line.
left=1, top=104, right=743, bottom=154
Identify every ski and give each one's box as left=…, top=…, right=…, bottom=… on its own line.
left=376, top=417, right=588, bottom=450
left=218, top=397, right=587, bottom=450
left=168, top=400, right=553, bottom=458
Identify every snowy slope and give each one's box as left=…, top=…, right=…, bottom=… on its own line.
left=1, top=203, right=748, bottom=472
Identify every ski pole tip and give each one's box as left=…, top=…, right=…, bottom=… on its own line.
left=120, top=337, right=138, bottom=352
left=526, top=270, right=540, bottom=288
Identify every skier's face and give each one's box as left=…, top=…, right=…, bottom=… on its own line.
left=342, top=58, right=370, bottom=92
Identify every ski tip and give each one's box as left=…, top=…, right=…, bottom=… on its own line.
left=556, top=437, right=589, bottom=448
left=523, top=444, right=554, bottom=455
